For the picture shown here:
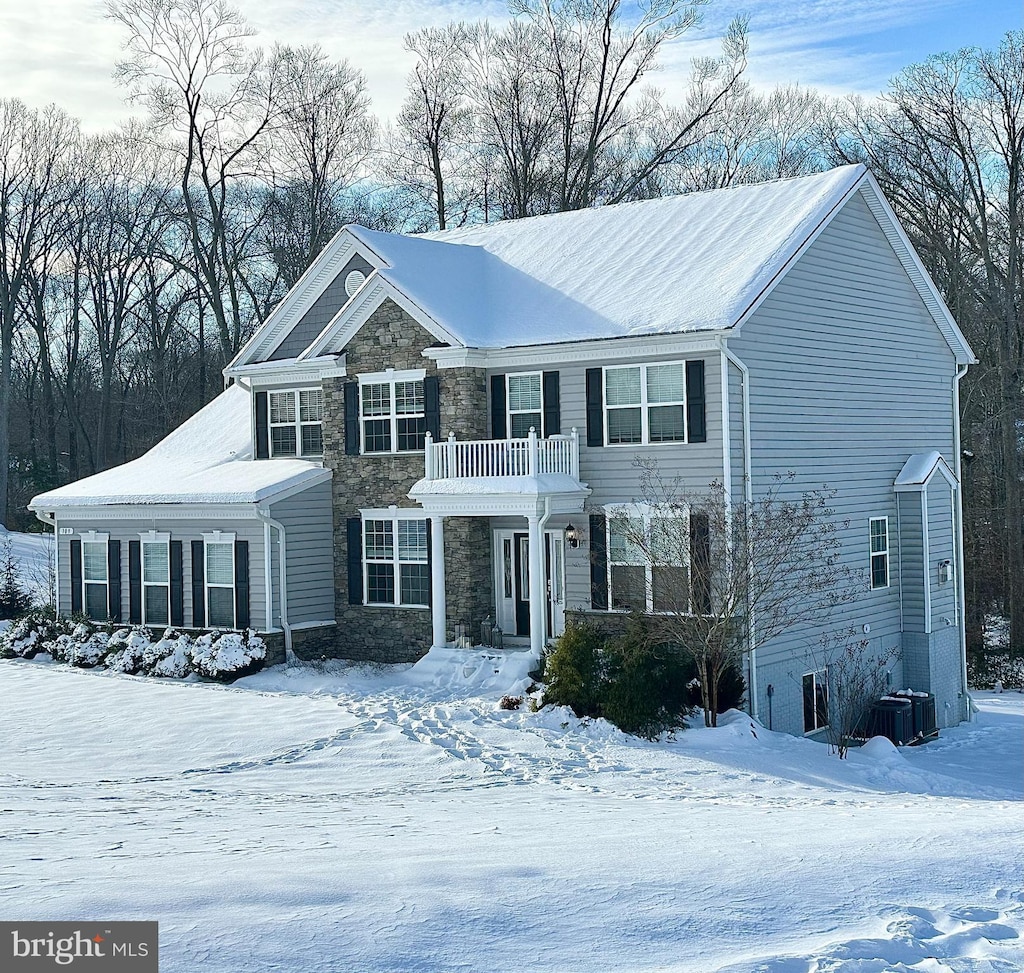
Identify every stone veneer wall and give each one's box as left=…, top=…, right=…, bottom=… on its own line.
left=322, top=299, right=494, bottom=663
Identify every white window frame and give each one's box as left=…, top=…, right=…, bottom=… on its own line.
left=140, top=530, right=171, bottom=627
left=605, top=505, right=690, bottom=614
left=603, top=362, right=688, bottom=447
left=268, top=388, right=324, bottom=458
left=358, top=368, right=427, bottom=455
left=505, top=371, right=543, bottom=439
left=79, top=530, right=109, bottom=621
left=202, top=531, right=236, bottom=630
left=869, top=516, right=890, bottom=590
left=360, top=508, right=429, bottom=608
left=802, top=669, right=830, bottom=734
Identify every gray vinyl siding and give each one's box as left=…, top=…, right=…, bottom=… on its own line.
left=487, top=354, right=725, bottom=614
left=926, top=484, right=957, bottom=631
left=268, top=480, right=335, bottom=626
left=54, top=513, right=269, bottom=630
left=727, top=188, right=958, bottom=678
left=898, top=492, right=925, bottom=631
left=268, top=255, right=373, bottom=361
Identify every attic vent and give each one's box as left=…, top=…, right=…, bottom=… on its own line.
left=344, top=270, right=366, bottom=297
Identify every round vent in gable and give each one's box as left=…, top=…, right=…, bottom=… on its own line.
left=344, top=270, right=366, bottom=297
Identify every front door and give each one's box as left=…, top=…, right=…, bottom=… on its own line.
left=513, top=533, right=531, bottom=636
left=495, top=529, right=567, bottom=641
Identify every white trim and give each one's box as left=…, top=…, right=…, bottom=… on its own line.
left=357, top=367, right=426, bottom=385
left=78, top=530, right=109, bottom=543
left=228, top=230, right=380, bottom=370
left=139, top=530, right=171, bottom=544
left=869, top=516, right=890, bottom=590
left=360, top=505, right=430, bottom=520
left=801, top=669, right=830, bottom=735
left=229, top=357, right=347, bottom=385
left=505, top=371, right=543, bottom=438
left=423, top=335, right=724, bottom=370
left=203, top=535, right=237, bottom=630
left=140, top=533, right=171, bottom=627
left=360, top=512, right=430, bottom=609
left=602, top=361, right=688, bottom=447
left=299, top=275, right=462, bottom=361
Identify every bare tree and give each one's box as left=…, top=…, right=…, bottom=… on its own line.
left=616, top=465, right=859, bottom=726
left=109, top=0, right=281, bottom=361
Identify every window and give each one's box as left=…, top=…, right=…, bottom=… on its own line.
left=360, top=374, right=426, bottom=453
left=802, top=671, right=829, bottom=733
left=81, top=538, right=108, bottom=621
left=869, top=517, right=889, bottom=589
left=604, top=362, right=686, bottom=445
left=506, top=372, right=542, bottom=438
left=204, top=536, right=235, bottom=629
left=363, top=515, right=429, bottom=607
left=269, top=389, right=323, bottom=457
left=607, top=512, right=689, bottom=613
left=142, top=535, right=170, bottom=626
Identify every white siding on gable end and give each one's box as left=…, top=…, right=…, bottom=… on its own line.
left=728, top=188, right=958, bottom=667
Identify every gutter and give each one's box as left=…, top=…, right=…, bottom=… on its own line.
left=952, top=363, right=971, bottom=719
left=257, top=508, right=291, bottom=652
left=722, top=342, right=758, bottom=721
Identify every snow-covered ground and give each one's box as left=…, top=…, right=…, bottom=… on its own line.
left=0, top=524, right=53, bottom=602
left=2, top=652, right=1021, bottom=973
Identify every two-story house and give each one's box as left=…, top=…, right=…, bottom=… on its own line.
left=29, top=164, right=976, bottom=738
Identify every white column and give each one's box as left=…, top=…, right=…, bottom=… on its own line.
left=430, top=515, right=447, bottom=648
left=527, top=513, right=546, bottom=659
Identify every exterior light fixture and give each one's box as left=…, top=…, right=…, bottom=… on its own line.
left=564, top=522, right=581, bottom=549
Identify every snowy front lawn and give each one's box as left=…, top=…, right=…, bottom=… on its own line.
left=1, top=653, right=1021, bottom=973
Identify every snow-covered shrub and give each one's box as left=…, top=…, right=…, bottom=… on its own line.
left=104, top=627, right=153, bottom=674
left=0, top=607, right=73, bottom=658
left=969, top=650, right=1024, bottom=691
left=65, top=630, right=111, bottom=668
left=145, top=628, right=193, bottom=679
left=542, top=619, right=606, bottom=719
left=189, top=629, right=266, bottom=681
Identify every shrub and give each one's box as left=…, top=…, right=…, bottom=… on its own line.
left=0, top=607, right=73, bottom=658
left=189, top=630, right=267, bottom=681
left=602, top=615, right=693, bottom=739
left=105, top=627, right=153, bottom=674
left=542, top=619, right=606, bottom=718
left=684, top=659, right=747, bottom=715
left=145, top=629, right=193, bottom=678
left=968, top=648, right=1024, bottom=690
left=499, top=695, right=523, bottom=711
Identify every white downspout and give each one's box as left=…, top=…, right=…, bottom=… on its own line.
left=257, top=508, right=291, bottom=651
left=722, top=342, right=758, bottom=721
left=952, top=363, right=970, bottom=718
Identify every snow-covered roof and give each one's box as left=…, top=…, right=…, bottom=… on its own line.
left=348, top=165, right=868, bottom=348
left=894, top=451, right=958, bottom=491
left=29, top=386, right=329, bottom=510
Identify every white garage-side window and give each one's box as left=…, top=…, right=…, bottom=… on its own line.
left=203, top=532, right=236, bottom=629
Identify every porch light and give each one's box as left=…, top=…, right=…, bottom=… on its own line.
left=564, top=522, right=581, bottom=549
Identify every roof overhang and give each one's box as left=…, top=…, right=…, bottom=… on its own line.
left=227, top=354, right=347, bottom=386
left=894, top=451, right=959, bottom=492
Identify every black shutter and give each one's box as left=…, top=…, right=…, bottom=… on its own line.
left=255, top=390, right=270, bottom=459
left=234, top=540, right=250, bottom=629
left=70, top=539, right=83, bottom=614
left=347, top=517, right=363, bottom=605
left=169, top=541, right=184, bottom=627
left=107, top=540, right=121, bottom=622
left=490, top=374, right=507, bottom=439
left=690, top=513, right=711, bottom=614
left=191, top=540, right=205, bottom=628
left=128, top=541, right=141, bottom=623
left=542, top=371, right=561, bottom=437
left=686, top=360, right=706, bottom=443
left=586, top=368, right=603, bottom=447
left=424, top=375, right=441, bottom=441
left=589, top=513, right=608, bottom=610
left=344, top=381, right=360, bottom=455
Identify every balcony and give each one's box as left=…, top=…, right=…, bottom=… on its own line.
left=409, top=428, right=589, bottom=517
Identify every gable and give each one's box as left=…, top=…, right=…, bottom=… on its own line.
left=268, top=254, right=373, bottom=362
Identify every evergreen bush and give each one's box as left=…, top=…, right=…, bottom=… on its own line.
left=541, top=618, right=606, bottom=718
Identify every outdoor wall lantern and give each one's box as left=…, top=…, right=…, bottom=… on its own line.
left=564, top=522, right=581, bottom=549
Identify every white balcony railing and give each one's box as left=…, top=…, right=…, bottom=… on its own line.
left=423, top=428, right=580, bottom=481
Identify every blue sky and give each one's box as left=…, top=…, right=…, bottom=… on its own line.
left=0, top=0, right=1019, bottom=132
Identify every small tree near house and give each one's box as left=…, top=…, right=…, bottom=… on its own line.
left=809, top=627, right=900, bottom=758
left=613, top=462, right=860, bottom=727
left=0, top=536, right=33, bottom=619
